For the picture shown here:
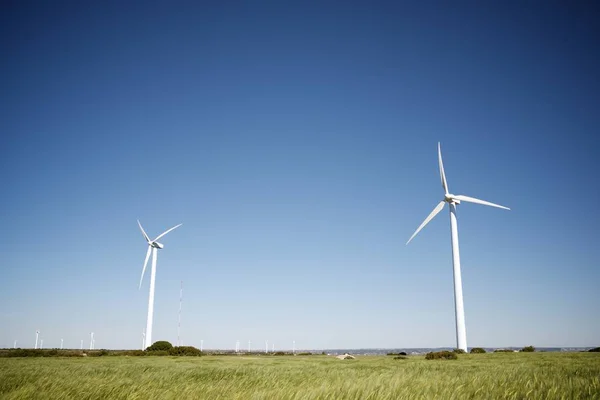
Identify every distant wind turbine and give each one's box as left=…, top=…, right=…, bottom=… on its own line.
left=407, top=143, right=510, bottom=352
left=90, top=332, right=94, bottom=350
left=80, top=339, right=83, bottom=350
left=60, top=339, right=63, bottom=350
left=35, top=330, right=40, bottom=349
left=137, top=220, right=182, bottom=349
left=14, top=340, right=17, bottom=349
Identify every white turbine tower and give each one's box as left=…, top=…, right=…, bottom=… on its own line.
left=61, top=338, right=63, bottom=350
left=137, top=220, right=182, bottom=349
left=80, top=339, right=83, bottom=350
left=35, top=330, right=40, bottom=349
left=407, top=143, right=510, bottom=352
left=90, top=332, right=94, bottom=350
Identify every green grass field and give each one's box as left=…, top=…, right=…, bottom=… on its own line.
left=1, top=352, right=599, bottom=399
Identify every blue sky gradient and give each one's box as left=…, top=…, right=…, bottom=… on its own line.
left=1, top=1, right=598, bottom=350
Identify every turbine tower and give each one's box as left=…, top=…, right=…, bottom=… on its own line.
left=35, top=330, right=39, bottom=349
left=407, top=143, right=510, bottom=352
left=90, top=332, right=94, bottom=350
left=137, top=220, right=182, bottom=349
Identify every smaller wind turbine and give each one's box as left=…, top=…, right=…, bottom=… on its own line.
left=406, top=143, right=510, bottom=351
left=248, top=340, right=251, bottom=352
left=35, top=330, right=40, bottom=349
left=137, top=220, right=182, bottom=349
left=80, top=339, right=83, bottom=350
left=60, top=339, right=63, bottom=350
left=200, top=339, right=203, bottom=352
left=90, top=332, right=94, bottom=350
left=14, top=340, right=17, bottom=349
left=265, top=340, right=268, bottom=354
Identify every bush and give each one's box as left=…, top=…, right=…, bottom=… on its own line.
left=520, top=346, right=535, bottom=352
left=387, top=352, right=408, bottom=356
left=146, top=350, right=169, bottom=356
left=297, top=352, right=313, bottom=356
left=272, top=351, right=286, bottom=356
left=494, top=349, right=514, bottom=353
left=588, top=347, right=600, bottom=352
left=453, top=349, right=466, bottom=354
left=470, top=347, right=486, bottom=354
left=425, top=351, right=457, bottom=360
left=146, top=341, right=173, bottom=352
left=168, top=346, right=202, bottom=356
left=393, top=355, right=408, bottom=360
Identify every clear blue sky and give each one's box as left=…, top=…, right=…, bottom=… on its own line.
left=1, top=1, right=598, bottom=350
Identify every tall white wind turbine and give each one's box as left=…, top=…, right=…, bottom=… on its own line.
left=35, top=330, right=39, bottom=349
left=137, top=220, right=182, bottom=349
left=406, top=143, right=510, bottom=352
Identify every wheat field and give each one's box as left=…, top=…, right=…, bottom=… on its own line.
left=1, top=352, right=599, bottom=399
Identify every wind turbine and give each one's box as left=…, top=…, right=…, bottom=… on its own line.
left=60, top=338, right=63, bottom=350
left=137, top=220, right=182, bottom=349
left=90, top=332, right=94, bottom=350
left=35, top=330, right=39, bottom=349
left=406, top=143, right=510, bottom=352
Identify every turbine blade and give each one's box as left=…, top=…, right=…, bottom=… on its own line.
left=153, top=223, right=182, bottom=242
left=137, top=220, right=151, bottom=243
left=406, top=201, right=446, bottom=245
left=438, top=142, right=449, bottom=195
left=452, top=194, right=510, bottom=210
left=139, top=246, right=152, bottom=289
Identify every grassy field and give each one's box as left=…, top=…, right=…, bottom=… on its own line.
left=1, top=352, right=599, bottom=399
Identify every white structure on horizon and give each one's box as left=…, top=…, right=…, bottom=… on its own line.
left=200, top=339, right=203, bottom=352
left=137, top=220, right=182, bottom=349
left=407, top=143, right=510, bottom=352
left=90, top=332, right=94, bottom=350
left=265, top=340, right=268, bottom=353
left=14, top=340, right=17, bottom=349
left=80, top=339, right=83, bottom=350
left=60, top=339, right=63, bottom=350
left=35, top=330, right=40, bottom=349
left=248, top=340, right=251, bottom=352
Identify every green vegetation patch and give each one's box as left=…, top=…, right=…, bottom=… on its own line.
left=0, top=352, right=599, bottom=399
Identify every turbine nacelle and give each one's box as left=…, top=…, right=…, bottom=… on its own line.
left=444, top=194, right=460, bottom=204
left=150, top=242, right=164, bottom=249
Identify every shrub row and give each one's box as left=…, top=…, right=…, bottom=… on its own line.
left=470, top=347, right=486, bottom=354
left=425, top=351, right=457, bottom=360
